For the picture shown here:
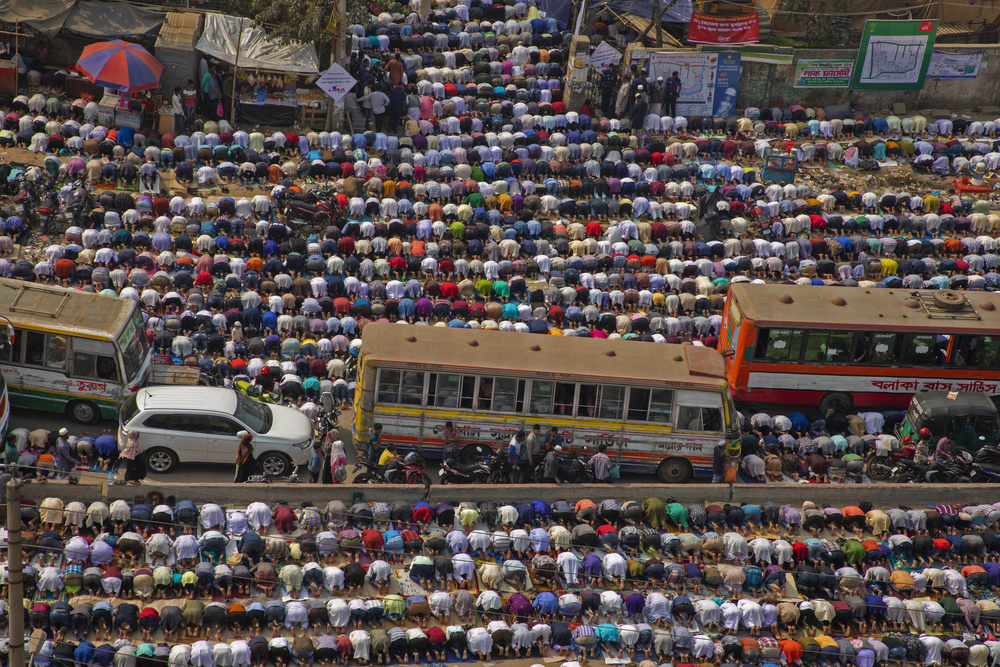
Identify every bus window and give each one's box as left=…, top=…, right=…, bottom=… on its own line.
left=72, top=352, right=120, bottom=381
left=554, top=382, right=576, bottom=416
left=757, top=329, right=803, bottom=361
left=0, top=325, right=10, bottom=361
left=953, top=336, right=1000, bottom=368
left=903, top=334, right=938, bottom=366
left=648, top=389, right=674, bottom=423
left=41, top=333, right=68, bottom=370
left=803, top=331, right=854, bottom=363
left=431, top=374, right=462, bottom=408
left=477, top=377, right=494, bottom=409
left=597, top=385, right=625, bottom=420
left=627, top=388, right=651, bottom=421
left=24, top=331, right=46, bottom=365
left=459, top=376, right=475, bottom=410
left=529, top=380, right=555, bottom=414
left=577, top=384, right=597, bottom=417
left=675, top=390, right=724, bottom=433
left=493, top=378, right=525, bottom=413
left=867, top=332, right=900, bottom=364
left=11, top=328, right=23, bottom=363
left=399, top=371, right=424, bottom=405
left=377, top=369, right=401, bottom=403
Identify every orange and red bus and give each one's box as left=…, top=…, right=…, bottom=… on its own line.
left=720, top=283, right=1000, bottom=412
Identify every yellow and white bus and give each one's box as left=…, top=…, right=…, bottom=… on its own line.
left=0, top=278, right=152, bottom=423
left=352, top=323, right=741, bottom=483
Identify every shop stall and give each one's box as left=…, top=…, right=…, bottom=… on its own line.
left=194, top=12, right=319, bottom=127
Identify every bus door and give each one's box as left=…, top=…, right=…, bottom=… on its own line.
left=353, top=356, right=377, bottom=441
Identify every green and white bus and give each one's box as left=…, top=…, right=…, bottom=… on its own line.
left=0, top=278, right=152, bottom=423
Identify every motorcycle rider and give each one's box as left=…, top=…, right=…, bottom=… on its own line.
left=377, top=442, right=397, bottom=467
left=934, top=432, right=956, bottom=461
left=914, top=429, right=932, bottom=467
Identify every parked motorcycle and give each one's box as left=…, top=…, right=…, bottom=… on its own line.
left=532, top=452, right=596, bottom=484
left=925, top=450, right=973, bottom=483
left=354, top=450, right=431, bottom=491
left=36, top=186, right=59, bottom=234
left=971, top=444, right=1000, bottom=483
left=888, top=457, right=929, bottom=483
left=440, top=453, right=494, bottom=484
left=864, top=438, right=916, bottom=481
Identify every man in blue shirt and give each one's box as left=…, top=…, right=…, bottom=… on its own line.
left=367, top=423, right=383, bottom=462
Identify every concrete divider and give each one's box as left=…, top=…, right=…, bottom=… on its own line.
left=17, top=481, right=997, bottom=508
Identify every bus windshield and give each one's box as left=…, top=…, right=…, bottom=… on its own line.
left=234, top=391, right=273, bottom=433
left=118, top=312, right=149, bottom=382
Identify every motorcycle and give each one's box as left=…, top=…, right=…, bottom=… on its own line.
left=440, top=453, right=493, bottom=484
left=64, top=181, right=94, bottom=227
left=37, top=186, right=59, bottom=234
left=532, top=452, right=596, bottom=484
left=316, top=391, right=342, bottom=440
left=864, top=438, right=916, bottom=481
left=888, top=457, right=929, bottom=483
left=971, top=444, right=1000, bottom=483
left=925, top=450, right=973, bottom=483
left=354, top=450, right=431, bottom=491
left=278, top=189, right=333, bottom=226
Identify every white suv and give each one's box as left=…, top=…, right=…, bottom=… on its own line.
left=119, top=386, right=314, bottom=476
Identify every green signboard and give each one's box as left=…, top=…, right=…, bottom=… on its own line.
left=851, top=19, right=938, bottom=90
left=793, top=60, right=853, bottom=88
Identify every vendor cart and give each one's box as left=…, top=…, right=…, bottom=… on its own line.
left=762, top=148, right=797, bottom=184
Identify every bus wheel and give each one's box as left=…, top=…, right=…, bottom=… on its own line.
left=67, top=400, right=101, bottom=424
left=818, top=392, right=852, bottom=415
left=145, top=448, right=178, bottom=474
left=656, top=457, right=692, bottom=484
left=460, top=442, right=492, bottom=464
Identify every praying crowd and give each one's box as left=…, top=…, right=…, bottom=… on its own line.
left=9, top=488, right=1000, bottom=667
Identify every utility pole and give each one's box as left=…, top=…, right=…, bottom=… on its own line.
left=7, top=478, right=23, bottom=667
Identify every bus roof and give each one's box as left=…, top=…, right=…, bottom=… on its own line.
left=729, top=283, right=1000, bottom=333
left=359, top=323, right=727, bottom=385
left=0, top=278, right=135, bottom=339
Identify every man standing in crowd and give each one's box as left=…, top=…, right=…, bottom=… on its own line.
left=665, top=70, right=682, bottom=117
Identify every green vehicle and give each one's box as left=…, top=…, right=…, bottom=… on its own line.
left=896, top=391, right=1000, bottom=451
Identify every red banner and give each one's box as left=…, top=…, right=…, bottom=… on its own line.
left=688, top=12, right=760, bottom=44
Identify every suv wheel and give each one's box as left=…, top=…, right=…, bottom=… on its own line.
left=145, top=447, right=178, bottom=474
left=258, top=452, right=292, bottom=477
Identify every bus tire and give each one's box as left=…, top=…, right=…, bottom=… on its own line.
left=818, top=392, right=852, bottom=415
left=67, top=400, right=101, bottom=424
left=460, top=442, right=492, bottom=464
left=656, top=457, right=693, bottom=484
left=145, top=447, right=178, bottom=474
left=258, top=452, right=292, bottom=477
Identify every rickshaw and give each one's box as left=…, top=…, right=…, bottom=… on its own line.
left=896, top=391, right=1000, bottom=452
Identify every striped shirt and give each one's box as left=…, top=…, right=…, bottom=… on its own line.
left=589, top=452, right=611, bottom=480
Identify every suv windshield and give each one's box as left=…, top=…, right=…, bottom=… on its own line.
left=120, top=395, right=139, bottom=427
left=233, top=391, right=273, bottom=434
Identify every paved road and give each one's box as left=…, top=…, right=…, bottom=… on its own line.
left=9, top=406, right=663, bottom=485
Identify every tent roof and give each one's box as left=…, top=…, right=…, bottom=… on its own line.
left=195, top=12, right=319, bottom=74
left=65, top=1, right=163, bottom=38
left=0, top=0, right=162, bottom=38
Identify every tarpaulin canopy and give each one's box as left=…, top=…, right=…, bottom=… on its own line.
left=0, top=0, right=75, bottom=38
left=0, top=0, right=162, bottom=38
left=588, top=0, right=694, bottom=23
left=65, top=2, right=163, bottom=38
left=195, top=12, right=319, bottom=74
